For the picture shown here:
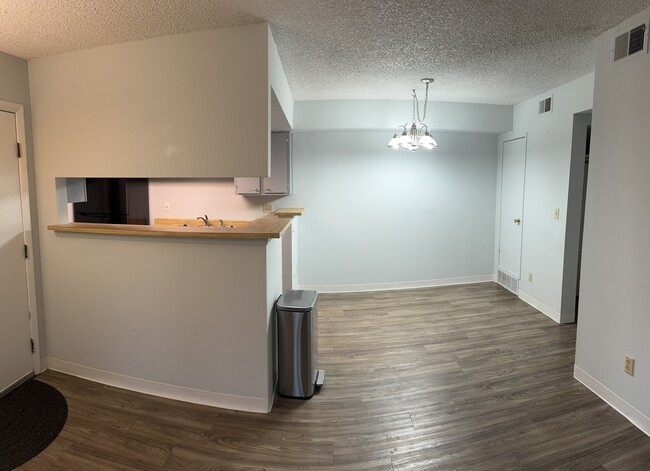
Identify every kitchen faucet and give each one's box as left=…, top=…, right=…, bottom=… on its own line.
left=197, top=215, right=209, bottom=226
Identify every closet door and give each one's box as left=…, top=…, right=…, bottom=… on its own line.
left=498, top=136, right=527, bottom=280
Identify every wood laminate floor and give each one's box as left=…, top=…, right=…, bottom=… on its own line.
left=19, top=283, right=650, bottom=470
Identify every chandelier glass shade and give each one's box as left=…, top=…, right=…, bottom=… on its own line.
left=388, top=78, right=438, bottom=152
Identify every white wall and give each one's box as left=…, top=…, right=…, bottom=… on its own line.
left=575, top=8, right=650, bottom=434
left=149, top=179, right=266, bottom=221
left=28, top=23, right=270, bottom=179
left=501, top=73, right=594, bottom=322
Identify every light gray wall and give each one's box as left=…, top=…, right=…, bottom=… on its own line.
left=282, top=130, right=498, bottom=291
left=295, top=100, right=513, bottom=134
left=501, top=73, right=594, bottom=322
left=0, top=51, right=45, bottom=360
left=28, top=23, right=270, bottom=179
left=27, top=24, right=292, bottom=412
left=575, top=7, right=650, bottom=430
left=44, top=236, right=277, bottom=412
left=147, top=101, right=506, bottom=292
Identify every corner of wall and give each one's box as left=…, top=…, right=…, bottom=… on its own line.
left=268, top=26, right=294, bottom=129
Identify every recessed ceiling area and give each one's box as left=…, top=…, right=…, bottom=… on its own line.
left=1, top=0, right=649, bottom=104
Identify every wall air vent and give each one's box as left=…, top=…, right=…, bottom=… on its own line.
left=613, top=22, right=647, bottom=62
left=629, top=24, right=646, bottom=55
left=538, top=96, right=552, bottom=115
left=498, top=270, right=519, bottom=294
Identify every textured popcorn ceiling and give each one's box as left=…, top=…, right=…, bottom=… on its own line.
left=1, top=0, right=649, bottom=104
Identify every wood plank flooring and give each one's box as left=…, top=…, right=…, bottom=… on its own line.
left=19, top=283, right=650, bottom=470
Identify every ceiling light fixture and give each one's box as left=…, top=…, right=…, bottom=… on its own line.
left=388, top=78, right=438, bottom=152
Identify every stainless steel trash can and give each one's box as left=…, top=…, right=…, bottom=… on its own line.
left=277, top=290, right=324, bottom=398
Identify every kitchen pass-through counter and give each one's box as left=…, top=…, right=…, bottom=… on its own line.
left=48, top=209, right=304, bottom=239
left=45, top=209, right=303, bottom=413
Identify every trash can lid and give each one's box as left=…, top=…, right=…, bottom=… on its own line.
left=277, top=290, right=318, bottom=312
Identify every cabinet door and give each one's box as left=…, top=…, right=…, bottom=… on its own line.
left=262, top=132, right=290, bottom=195
left=235, top=177, right=261, bottom=195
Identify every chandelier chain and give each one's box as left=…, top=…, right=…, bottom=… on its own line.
left=414, top=81, right=429, bottom=123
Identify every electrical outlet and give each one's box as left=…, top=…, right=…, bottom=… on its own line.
left=263, top=204, right=272, bottom=213
left=624, top=355, right=635, bottom=376
left=164, top=201, right=171, bottom=212
left=554, top=208, right=560, bottom=220
left=528, top=273, right=533, bottom=282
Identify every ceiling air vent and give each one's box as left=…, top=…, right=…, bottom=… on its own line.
left=538, top=96, right=552, bottom=115
left=614, top=22, right=647, bottom=62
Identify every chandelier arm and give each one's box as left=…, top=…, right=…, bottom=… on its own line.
left=422, top=80, right=429, bottom=122
left=411, top=91, right=417, bottom=123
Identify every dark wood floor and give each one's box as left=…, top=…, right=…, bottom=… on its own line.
left=20, top=283, right=650, bottom=470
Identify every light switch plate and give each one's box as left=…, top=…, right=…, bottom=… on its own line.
left=554, top=208, right=560, bottom=220
left=263, top=204, right=273, bottom=213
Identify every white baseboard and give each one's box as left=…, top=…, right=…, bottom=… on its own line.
left=45, top=357, right=269, bottom=413
left=0, top=371, right=34, bottom=397
left=574, top=365, right=650, bottom=437
left=517, top=290, right=561, bottom=323
left=299, top=275, right=495, bottom=293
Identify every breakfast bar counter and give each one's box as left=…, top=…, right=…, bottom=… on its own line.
left=48, top=209, right=304, bottom=239
left=43, top=208, right=303, bottom=413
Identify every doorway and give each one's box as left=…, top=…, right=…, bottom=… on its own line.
left=498, top=136, right=527, bottom=293
left=0, top=110, right=34, bottom=395
left=561, top=111, right=592, bottom=322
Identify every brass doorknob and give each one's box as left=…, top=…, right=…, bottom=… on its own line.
left=514, top=218, right=521, bottom=225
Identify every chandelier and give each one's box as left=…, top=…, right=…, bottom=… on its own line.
left=388, top=78, right=438, bottom=151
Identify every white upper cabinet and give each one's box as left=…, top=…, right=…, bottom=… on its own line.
left=236, top=132, right=291, bottom=196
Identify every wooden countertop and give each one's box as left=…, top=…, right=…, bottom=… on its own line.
left=48, top=212, right=300, bottom=240
left=273, top=208, right=304, bottom=217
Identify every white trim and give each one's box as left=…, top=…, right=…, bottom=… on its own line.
left=574, top=366, right=650, bottom=437
left=517, top=289, right=561, bottom=323
left=299, top=275, right=494, bottom=293
left=497, top=266, right=520, bottom=280
left=0, top=371, right=34, bottom=397
left=0, top=100, right=42, bottom=374
left=45, top=358, right=269, bottom=413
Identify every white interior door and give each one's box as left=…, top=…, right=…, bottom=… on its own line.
left=498, top=137, right=526, bottom=279
left=0, top=110, right=33, bottom=395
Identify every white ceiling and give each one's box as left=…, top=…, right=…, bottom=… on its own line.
left=1, top=0, right=649, bottom=104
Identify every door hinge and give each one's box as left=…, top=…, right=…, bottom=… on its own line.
left=24, top=244, right=28, bottom=259
left=17, top=142, right=22, bottom=158
left=30, top=339, right=35, bottom=353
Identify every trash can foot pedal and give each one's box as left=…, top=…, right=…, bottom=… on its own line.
left=315, top=369, right=325, bottom=388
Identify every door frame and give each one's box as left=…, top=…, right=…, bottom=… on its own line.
left=495, top=133, right=528, bottom=283
left=1, top=99, right=42, bottom=374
